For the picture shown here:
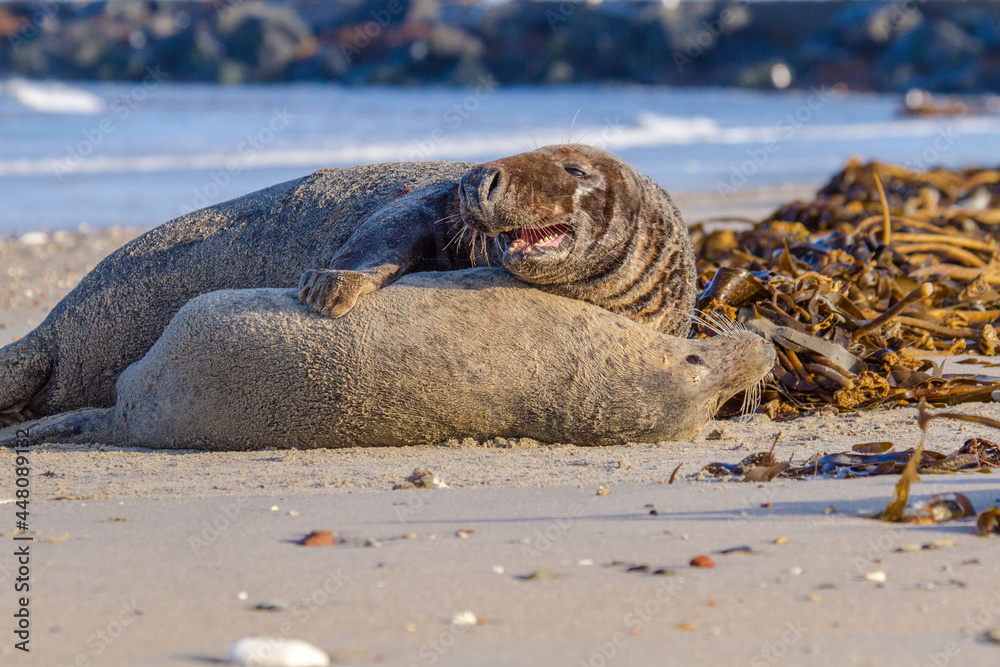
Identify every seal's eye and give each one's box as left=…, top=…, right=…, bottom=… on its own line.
left=686, top=354, right=704, bottom=365
left=564, top=166, right=587, bottom=178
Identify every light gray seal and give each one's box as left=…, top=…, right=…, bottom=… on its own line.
left=0, top=270, right=772, bottom=450
left=0, top=145, right=696, bottom=426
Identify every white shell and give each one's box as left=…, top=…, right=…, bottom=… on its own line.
left=226, top=637, right=330, bottom=667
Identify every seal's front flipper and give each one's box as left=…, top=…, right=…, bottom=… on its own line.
left=0, top=408, right=115, bottom=447
left=297, top=268, right=381, bottom=318
left=0, top=336, right=54, bottom=429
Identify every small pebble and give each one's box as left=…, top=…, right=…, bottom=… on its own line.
left=807, top=645, right=821, bottom=654
left=270, top=505, right=279, bottom=512
left=864, top=571, right=887, bottom=583
left=916, top=582, right=935, bottom=590
left=773, top=537, right=789, bottom=545
left=806, top=593, right=821, bottom=602
left=690, top=555, right=715, bottom=568
left=226, top=637, right=330, bottom=667
left=926, top=539, right=954, bottom=549
left=677, top=622, right=697, bottom=631
left=403, top=533, right=417, bottom=539
left=824, top=506, right=837, bottom=514
left=897, top=544, right=921, bottom=553
left=406, top=623, right=417, bottom=633
left=237, top=591, right=249, bottom=601
left=19, top=232, right=48, bottom=246
left=297, top=531, right=337, bottom=547
left=524, top=569, right=556, bottom=581
left=253, top=599, right=289, bottom=612
left=761, top=502, right=772, bottom=508
left=451, top=610, right=480, bottom=627
left=492, top=565, right=504, bottom=575
left=983, top=628, right=1000, bottom=643
left=364, top=539, right=381, bottom=548
left=456, top=529, right=475, bottom=539
left=596, top=484, right=611, bottom=496
left=287, top=510, right=300, bottom=517
left=653, top=568, right=676, bottom=576
left=577, top=559, right=594, bottom=566
left=788, top=566, right=802, bottom=576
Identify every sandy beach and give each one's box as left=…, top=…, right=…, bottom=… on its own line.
left=1, top=188, right=999, bottom=666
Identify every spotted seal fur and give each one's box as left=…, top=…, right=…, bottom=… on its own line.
left=0, top=145, right=695, bottom=425
left=0, top=270, right=772, bottom=450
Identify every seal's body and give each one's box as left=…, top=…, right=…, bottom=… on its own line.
left=1, top=270, right=772, bottom=450
left=0, top=146, right=696, bottom=424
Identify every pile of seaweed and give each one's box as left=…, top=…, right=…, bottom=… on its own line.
left=692, top=159, right=1000, bottom=420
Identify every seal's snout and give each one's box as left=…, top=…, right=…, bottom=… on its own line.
left=459, top=166, right=507, bottom=219
left=482, top=167, right=505, bottom=203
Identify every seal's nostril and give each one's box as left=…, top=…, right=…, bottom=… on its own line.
left=686, top=354, right=704, bottom=365
left=486, top=170, right=502, bottom=201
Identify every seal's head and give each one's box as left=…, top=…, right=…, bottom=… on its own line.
left=458, top=144, right=697, bottom=335
left=647, top=328, right=776, bottom=438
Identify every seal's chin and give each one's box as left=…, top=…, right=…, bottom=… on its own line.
left=498, top=224, right=574, bottom=259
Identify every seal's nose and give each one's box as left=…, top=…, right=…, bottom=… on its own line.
left=460, top=166, right=507, bottom=215
left=481, top=167, right=505, bottom=203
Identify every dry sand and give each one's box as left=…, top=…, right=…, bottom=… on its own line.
left=1, top=190, right=999, bottom=666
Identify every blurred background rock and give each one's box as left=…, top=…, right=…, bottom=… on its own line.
left=1, top=0, right=999, bottom=92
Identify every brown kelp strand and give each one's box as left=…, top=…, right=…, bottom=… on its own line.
left=692, top=159, right=1000, bottom=418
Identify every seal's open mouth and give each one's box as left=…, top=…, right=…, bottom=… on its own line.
left=500, top=224, right=573, bottom=255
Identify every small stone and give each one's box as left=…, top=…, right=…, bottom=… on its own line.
left=577, top=559, right=594, bottom=566
left=492, top=565, right=504, bottom=575
left=806, top=593, right=821, bottom=602
left=253, top=599, right=289, bottom=612
left=864, top=571, right=887, bottom=583
left=761, top=502, right=772, bottom=508
left=227, top=637, right=330, bottom=667
left=406, top=623, right=417, bottom=633
left=824, top=506, right=837, bottom=514
left=690, top=555, right=715, bottom=568
left=451, top=610, right=480, bottom=627
left=677, top=622, right=697, bottom=631
left=403, top=533, right=417, bottom=539
left=270, top=505, right=279, bottom=511
left=237, top=591, right=249, bottom=601
left=364, top=539, right=381, bottom=548
left=926, top=539, right=954, bottom=549
left=788, top=566, right=802, bottom=576
left=456, top=529, right=475, bottom=538
left=596, top=484, right=611, bottom=496
left=617, top=457, right=631, bottom=470
left=916, top=581, right=935, bottom=590
left=524, top=569, right=556, bottom=581
left=807, top=645, right=821, bottom=654
left=983, top=628, right=1000, bottom=643
left=297, top=530, right=337, bottom=547
left=653, top=568, right=676, bottom=576
left=897, top=544, right=921, bottom=552
left=19, top=232, right=48, bottom=246
left=774, top=537, right=789, bottom=545
left=287, top=510, right=300, bottom=516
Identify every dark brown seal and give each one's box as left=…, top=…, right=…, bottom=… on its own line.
left=0, top=270, right=771, bottom=450
left=0, top=146, right=695, bottom=424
